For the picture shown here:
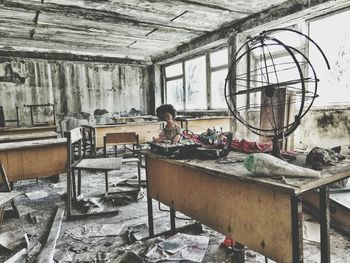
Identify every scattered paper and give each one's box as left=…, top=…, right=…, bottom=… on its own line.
left=303, top=221, right=320, bottom=243
left=90, top=223, right=125, bottom=237
left=25, top=190, right=49, bottom=200
left=65, top=223, right=125, bottom=240
left=146, top=233, right=209, bottom=262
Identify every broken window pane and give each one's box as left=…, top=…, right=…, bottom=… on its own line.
left=165, top=63, right=183, bottom=78
left=210, top=48, right=228, bottom=68
left=211, top=68, right=228, bottom=109
left=166, top=79, right=184, bottom=110
left=185, top=56, right=207, bottom=110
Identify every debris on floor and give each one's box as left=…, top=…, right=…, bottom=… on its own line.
left=146, top=233, right=210, bottom=262
left=127, top=223, right=149, bottom=242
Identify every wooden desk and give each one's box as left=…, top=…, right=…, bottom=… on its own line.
left=82, top=121, right=164, bottom=157
left=177, top=116, right=231, bottom=134
left=0, top=138, right=67, bottom=183
left=0, top=126, right=58, bottom=143
left=146, top=152, right=350, bottom=263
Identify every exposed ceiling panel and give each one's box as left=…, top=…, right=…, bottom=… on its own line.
left=0, top=0, right=289, bottom=62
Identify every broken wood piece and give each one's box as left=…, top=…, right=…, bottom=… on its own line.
left=34, top=206, right=64, bottom=263
left=4, top=247, right=27, bottom=263
left=0, top=192, right=21, bottom=207
left=0, top=162, right=12, bottom=191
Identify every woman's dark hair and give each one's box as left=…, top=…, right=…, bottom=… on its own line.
left=156, top=104, right=176, bottom=120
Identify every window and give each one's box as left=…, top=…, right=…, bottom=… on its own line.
left=185, top=56, right=207, bottom=110
left=164, top=62, right=184, bottom=110
left=163, top=47, right=228, bottom=111
left=309, top=9, right=350, bottom=106
left=210, top=48, right=228, bottom=109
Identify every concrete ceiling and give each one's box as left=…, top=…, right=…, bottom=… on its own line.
left=0, top=0, right=290, bottom=63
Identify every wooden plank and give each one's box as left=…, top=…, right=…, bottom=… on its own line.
left=0, top=50, right=148, bottom=65
left=35, top=206, right=64, bottom=263
left=4, top=247, right=27, bottom=263
left=146, top=156, right=294, bottom=263
left=0, top=162, right=11, bottom=191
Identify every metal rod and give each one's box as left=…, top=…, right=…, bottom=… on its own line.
left=291, top=194, right=303, bottom=263
left=320, top=187, right=330, bottom=263
left=146, top=158, right=154, bottom=237
left=170, top=206, right=176, bottom=231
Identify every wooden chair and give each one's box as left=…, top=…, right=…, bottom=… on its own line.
left=65, top=127, right=122, bottom=219
left=103, top=132, right=142, bottom=190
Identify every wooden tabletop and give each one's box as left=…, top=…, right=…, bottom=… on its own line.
left=0, top=125, right=57, bottom=133
left=0, top=138, right=67, bottom=152
left=146, top=151, right=350, bottom=195
left=82, top=121, right=164, bottom=128
left=0, top=131, right=58, bottom=143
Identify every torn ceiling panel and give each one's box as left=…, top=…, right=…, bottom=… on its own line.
left=0, top=0, right=291, bottom=62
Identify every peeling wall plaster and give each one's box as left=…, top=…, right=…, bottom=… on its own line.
left=0, top=59, right=150, bottom=128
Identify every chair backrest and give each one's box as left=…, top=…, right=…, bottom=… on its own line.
left=104, top=132, right=139, bottom=146
left=64, top=127, right=82, bottom=165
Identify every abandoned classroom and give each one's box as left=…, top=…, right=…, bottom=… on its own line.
left=0, top=0, right=350, bottom=262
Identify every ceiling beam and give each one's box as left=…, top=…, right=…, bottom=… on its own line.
left=0, top=0, right=207, bottom=33
left=153, top=0, right=337, bottom=63
left=0, top=50, right=150, bottom=65
left=175, top=0, right=252, bottom=14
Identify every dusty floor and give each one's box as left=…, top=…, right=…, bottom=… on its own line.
left=1, top=162, right=350, bottom=263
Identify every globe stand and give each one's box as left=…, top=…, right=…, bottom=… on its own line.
left=272, top=136, right=282, bottom=159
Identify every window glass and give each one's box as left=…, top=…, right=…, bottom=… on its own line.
left=165, top=63, right=182, bottom=78
left=309, top=10, right=350, bottom=106
left=210, top=48, right=228, bottom=68
left=211, top=69, right=228, bottom=109
left=166, top=79, right=184, bottom=110
left=185, top=56, right=207, bottom=110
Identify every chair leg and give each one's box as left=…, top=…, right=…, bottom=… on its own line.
left=67, top=171, right=72, bottom=219
left=137, top=160, right=141, bottom=188
left=72, top=170, right=77, bottom=201
left=114, top=146, right=117, bottom=157
left=78, top=170, right=82, bottom=197
left=105, top=171, right=109, bottom=193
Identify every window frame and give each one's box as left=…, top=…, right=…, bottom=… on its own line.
left=162, top=46, right=229, bottom=111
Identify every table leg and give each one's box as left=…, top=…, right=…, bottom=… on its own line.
left=147, top=195, right=154, bottom=237
left=170, top=206, right=176, bottom=231
left=291, top=194, right=303, bottom=263
left=320, top=186, right=330, bottom=263
left=233, top=242, right=245, bottom=263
